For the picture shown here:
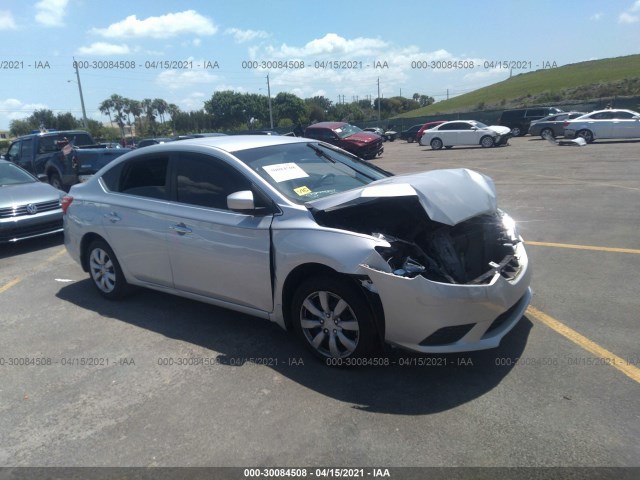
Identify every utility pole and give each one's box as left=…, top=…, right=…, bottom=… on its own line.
left=266, top=74, right=273, bottom=129
left=377, top=77, right=381, bottom=124
left=73, top=57, right=88, bottom=128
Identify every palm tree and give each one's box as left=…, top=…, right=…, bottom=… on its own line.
left=167, top=103, right=180, bottom=133
left=99, top=98, right=115, bottom=127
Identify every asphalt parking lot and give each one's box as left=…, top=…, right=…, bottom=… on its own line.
left=1, top=136, right=639, bottom=474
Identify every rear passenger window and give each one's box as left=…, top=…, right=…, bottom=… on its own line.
left=118, top=156, right=169, bottom=199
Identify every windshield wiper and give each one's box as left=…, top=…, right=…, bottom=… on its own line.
left=307, top=143, right=336, bottom=163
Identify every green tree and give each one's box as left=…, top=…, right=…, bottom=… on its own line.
left=273, top=92, right=306, bottom=125
left=9, top=119, right=33, bottom=137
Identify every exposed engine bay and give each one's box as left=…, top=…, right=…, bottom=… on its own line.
left=311, top=196, right=522, bottom=284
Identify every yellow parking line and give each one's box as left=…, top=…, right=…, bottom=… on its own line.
left=0, top=248, right=67, bottom=294
left=0, top=277, right=22, bottom=294
left=526, top=306, right=640, bottom=384
left=526, top=241, right=640, bottom=255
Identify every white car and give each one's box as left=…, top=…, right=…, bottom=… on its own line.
left=563, top=109, right=640, bottom=143
left=419, top=120, right=511, bottom=150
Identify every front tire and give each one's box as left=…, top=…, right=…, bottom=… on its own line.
left=291, top=275, right=378, bottom=360
left=510, top=126, right=522, bottom=137
left=480, top=136, right=495, bottom=148
left=430, top=138, right=443, bottom=150
left=577, top=129, right=594, bottom=143
left=87, top=239, right=129, bottom=300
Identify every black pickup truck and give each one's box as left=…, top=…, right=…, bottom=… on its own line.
left=1, top=130, right=131, bottom=190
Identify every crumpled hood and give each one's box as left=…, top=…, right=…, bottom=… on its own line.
left=306, top=168, right=497, bottom=226
left=488, top=125, right=511, bottom=135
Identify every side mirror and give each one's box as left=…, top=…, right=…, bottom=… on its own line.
left=227, top=190, right=255, bottom=212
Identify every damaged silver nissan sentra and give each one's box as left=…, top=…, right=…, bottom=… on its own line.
left=64, top=135, right=531, bottom=361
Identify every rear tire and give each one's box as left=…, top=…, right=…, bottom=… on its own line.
left=510, top=126, right=522, bottom=137
left=87, top=239, right=130, bottom=300
left=540, top=128, right=554, bottom=139
left=577, top=129, right=594, bottom=143
left=48, top=172, right=63, bottom=191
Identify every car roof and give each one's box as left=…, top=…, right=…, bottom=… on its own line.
left=16, top=130, right=89, bottom=140
left=145, top=134, right=312, bottom=153
left=584, top=109, right=639, bottom=115
left=306, top=122, right=348, bottom=129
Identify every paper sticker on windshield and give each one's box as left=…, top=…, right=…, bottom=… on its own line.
left=262, top=163, right=309, bottom=183
left=293, top=186, right=312, bottom=196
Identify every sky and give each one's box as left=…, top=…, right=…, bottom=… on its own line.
left=0, top=0, right=639, bottom=130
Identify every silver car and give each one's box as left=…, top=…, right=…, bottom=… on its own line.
left=0, top=159, right=64, bottom=243
left=63, top=136, right=531, bottom=360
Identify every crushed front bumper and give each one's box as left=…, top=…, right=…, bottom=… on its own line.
left=359, top=243, right=532, bottom=353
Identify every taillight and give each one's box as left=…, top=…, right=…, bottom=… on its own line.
left=61, top=195, right=73, bottom=214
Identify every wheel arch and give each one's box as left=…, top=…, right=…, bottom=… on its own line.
left=79, top=232, right=109, bottom=272
left=280, top=262, right=385, bottom=347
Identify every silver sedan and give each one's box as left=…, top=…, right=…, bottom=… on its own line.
left=0, top=159, right=64, bottom=243
left=63, top=136, right=531, bottom=361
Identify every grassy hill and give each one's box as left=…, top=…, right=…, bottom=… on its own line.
left=395, top=54, right=640, bottom=118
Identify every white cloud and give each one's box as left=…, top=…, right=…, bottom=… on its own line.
left=619, top=0, right=640, bottom=22
left=156, top=69, right=219, bottom=90
left=0, top=99, right=49, bottom=123
left=0, top=10, right=17, bottom=30
left=90, top=10, right=217, bottom=39
left=619, top=12, right=639, bottom=22
left=590, top=12, right=603, bottom=20
left=178, top=92, right=207, bottom=111
left=35, top=0, right=69, bottom=27
left=268, top=33, right=388, bottom=57
left=225, top=28, right=269, bottom=43
left=76, top=42, right=131, bottom=55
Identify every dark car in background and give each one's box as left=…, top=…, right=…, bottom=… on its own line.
left=528, top=112, right=586, bottom=138
left=498, top=107, right=563, bottom=137
left=399, top=124, right=424, bottom=142
left=2, top=130, right=131, bottom=190
left=304, top=122, right=383, bottom=159
left=0, top=159, right=63, bottom=243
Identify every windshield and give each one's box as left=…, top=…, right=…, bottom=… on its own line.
left=234, top=142, right=390, bottom=203
left=334, top=124, right=362, bottom=139
left=0, top=163, right=37, bottom=186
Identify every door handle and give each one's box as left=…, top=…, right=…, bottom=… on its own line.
left=170, top=222, right=192, bottom=235
left=103, top=212, right=121, bottom=223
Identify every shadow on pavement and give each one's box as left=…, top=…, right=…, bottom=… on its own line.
left=57, top=279, right=531, bottom=415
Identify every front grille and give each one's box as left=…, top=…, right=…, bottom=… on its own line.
left=0, top=219, right=63, bottom=242
left=0, top=200, right=60, bottom=219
